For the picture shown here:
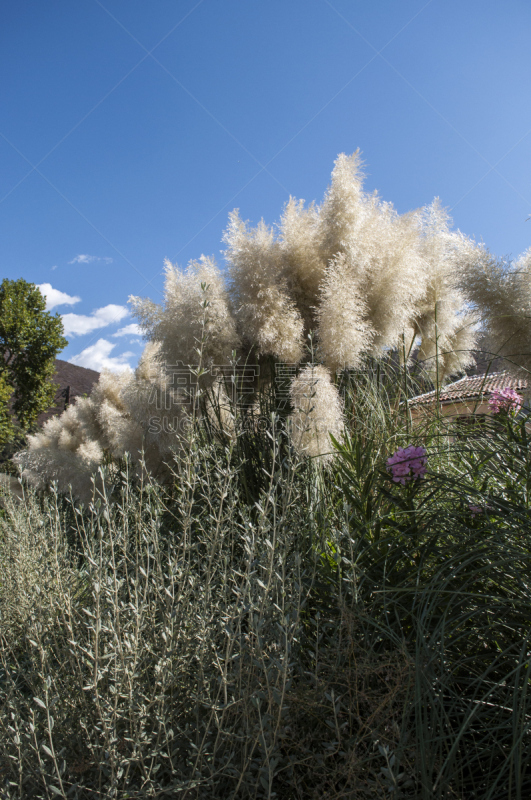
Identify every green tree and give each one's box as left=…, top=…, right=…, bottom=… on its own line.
left=0, top=372, right=15, bottom=447
left=0, top=279, right=67, bottom=430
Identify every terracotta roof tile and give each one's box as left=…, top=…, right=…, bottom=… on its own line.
left=408, top=372, right=529, bottom=407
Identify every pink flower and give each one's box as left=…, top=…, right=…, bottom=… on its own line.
left=468, top=504, right=483, bottom=518
left=386, top=445, right=427, bottom=486
left=468, top=503, right=492, bottom=517
left=488, top=388, right=522, bottom=415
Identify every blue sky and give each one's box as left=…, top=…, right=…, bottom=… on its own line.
left=2, top=0, right=530, bottom=372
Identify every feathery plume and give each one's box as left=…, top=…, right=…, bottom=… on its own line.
left=139, top=255, right=240, bottom=380
left=14, top=397, right=105, bottom=504
left=319, top=151, right=366, bottom=256
left=278, top=197, right=325, bottom=327
left=224, top=210, right=305, bottom=362
left=316, top=252, right=373, bottom=372
left=414, top=201, right=481, bottom=380
left=289, top=364, right=344, bottom=462
left=460, top=248, right=531, bottom=376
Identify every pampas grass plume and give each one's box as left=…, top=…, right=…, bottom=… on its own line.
left=289, top=364, right=344, bottom=462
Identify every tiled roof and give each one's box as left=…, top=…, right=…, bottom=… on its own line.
left=37, top=359, right=100, bottom=425
left=408, top=372, right=529, bottom=407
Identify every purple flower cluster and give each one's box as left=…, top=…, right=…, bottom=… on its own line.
left=488, top=387, right=522, bottom=415
left=468, top=504, right=483, bottom=518
left=386, top=445, right=428, bottom=486
left=468, top=503, right=492, bottom=518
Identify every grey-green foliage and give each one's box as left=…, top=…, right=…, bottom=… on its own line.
left=0, top=419, right=411, bottom=799
left=2, top=380, right=531, bottom=798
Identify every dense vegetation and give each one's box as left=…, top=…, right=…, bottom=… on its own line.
left=1, top=361, right=530, bottom=799
left=4, top=152, right=531, bottom=797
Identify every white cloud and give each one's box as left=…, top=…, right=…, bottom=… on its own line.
left=38, top=283, right=81, bottom=311
left=112, top=323, right=143, bottom=338
left=69, top=254, right=113, bottom=265
left=69, top=255, right=93, bottom=264
left=69, top=339, right=134, bottom=373
left=51, top=265, right=58, bottom=271
left=62, top=304, right=129, bottom=336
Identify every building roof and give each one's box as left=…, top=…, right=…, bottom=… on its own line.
left=408, top=372, right=530, bottom=407
left=37, top=359, right=100, bottom=425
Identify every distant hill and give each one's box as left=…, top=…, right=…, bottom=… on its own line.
left=37, top=359, right=100, bottom=425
